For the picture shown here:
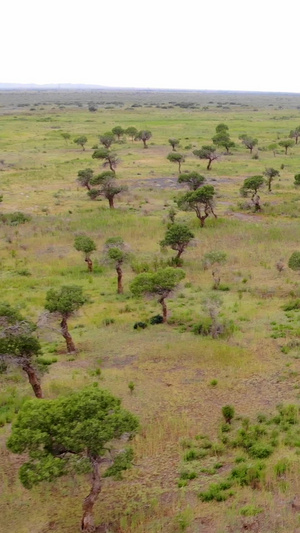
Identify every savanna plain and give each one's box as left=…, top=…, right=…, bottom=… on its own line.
left=2, top=89, right=300, bottom=533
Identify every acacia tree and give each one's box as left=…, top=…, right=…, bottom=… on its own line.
left=92, top=148, right=118, bottom=173
left=240, top=175, right=264, bottom=211
left=263, top=167, right=280, bottom=192
left=77, top=168, right=94, bottom=191
left=45, top=285, right=87, bottom=353
left=289, top=127, right=300, bottom=144
left=74, top=235, right=97, bottom=272
left=7, top=387, right=139, bottom=532
left=74, top=136, right=88, bottom=151
left=135, top=130, right=152, bottom=148
left=239, top=134, right=258, bottom=154
left=89, top=171, right=127, bottom=208
left=99, top=132, right=115, bottom=149
left=167, top=152, right=185, bottom=174
left=168, top=138, right=179, bottom=151
left=61, top=132, right=71, bottom=144
left=279, top=139, right=294, bottom=155
left=176, top=185, right=217, bottom=227
left=105, top=237, right=128, bottom=294
left=212, top=131, right=235, bottom=153
left=215, top=123, right=229, bottom=133
left=160, top=224, right=194, bottom=265
left=130, top=267, right=185, bottom=323
left=178, top=171, right=205, bottom=190
left=112, top=126, right=125, bottom=140
left=0, top=304, right=43, bottom=398
left=125, top=126, right=138, bottom=142
left=193, top=146, right=218, bottom=170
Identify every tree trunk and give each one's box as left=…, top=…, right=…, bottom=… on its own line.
left=158, top=297, right=167, bottom=323
left=22, top=362, right=43, bottom=398
left=199, top=216, right=206, bottom=227
left=85, top=257, right=93, bottom=272
left=86, top=183, right=91, bottom=191
left=108, top=196, right=114, bottom=209
left=285, top=147, right=288, bottom=155
left=250, top=147, right=253, bottom=154
left=268, top=179, right=272, bottom=192
left=178, top=161, right=181, bottom=174
left=82, top=145, right=85, bottom=151
left=108, top=160, right=115, bottom=173
left=81, top=458, right=102, bottom=532
left=143, top=139, right=147, bottom=148
left=207, top=159, right=212, bottom=170
left=116, top=264, right=123, bottom=294
left=60, top=316, right=76, bottom=353
left=175, top=248, right=184, bottom=260
left=296, top=137, right=298, bottom=145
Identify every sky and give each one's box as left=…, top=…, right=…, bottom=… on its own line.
left=2, top=0, right=299, bottom=93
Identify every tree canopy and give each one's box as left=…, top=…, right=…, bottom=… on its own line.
left=7, top=387, right=139, bottom=532
left=193, top=145, right=218, bottom=170
left=99, top=132, right=115, bottom=149
left=74, top=235, right=97, bottom=272
left=167, top=152, right=185, bottom=174
left=135, top=130, right=152, bottom=148
left=74, top=136, right=88, bottom=151
left=77, top=168, right=94, bottom=191
left=176, top=185, right=217, bottom=227
left=89, top=171, right=127, bottom=208
left=92, top=148, right=118, bottom=172
left=239, top=135, right=258, bottom=154
left=160, top=224, right=194, bottom=264
left=178, top=171, right=205, bottom=190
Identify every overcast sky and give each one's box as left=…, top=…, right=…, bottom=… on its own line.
left=2, top=0, right=299, bottom=93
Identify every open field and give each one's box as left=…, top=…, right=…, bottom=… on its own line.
left=1, top=89, right=300, bottom=532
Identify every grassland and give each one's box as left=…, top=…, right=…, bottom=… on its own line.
left=1, top=89, right=300, bottom=532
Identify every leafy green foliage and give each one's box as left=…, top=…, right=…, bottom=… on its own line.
left=288, top=252, right=300, bottom=272
left=45, top=285, right=87, bottom=317
left=99, top=132, right=115, bottom=149
left=177, top=171, right=205, bottom=190
left=168, top=138, right=179, bottom=151
left=73, top=136, right=87, bottom=150
left=222, top=405, right=235, bottom=424
left=202, top=250, right=227, bottom=269
left=89, top=172, right=127, bottom=207
left=239, top=134, right=258, bottom=153
left=7, top=387, right=139, bottom=488
left=176, top=186, right=216, bottom=226
left=160, top=224, right=194, bottom=262
left=279, top=139, right=294, bottom=154
left=0, top=212, right=31, bottom=226
left=74, top=235, right=96, bottom=257
left=240, top=176, right=264, bottom=197
left=135, top=130, right=152, bottom=148
left=77, top=168, right=94, bottom=190
left=193, top=145, right=218, bottom=170
left=167, top=152, right=185, bottom=172
left=130, top=268, right=185, bottom=297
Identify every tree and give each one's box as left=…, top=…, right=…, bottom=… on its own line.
left=99, top=132, right=115, bottom=149
left=268, top=143, right=278, bottom=157
left=135, top=130, right=152, bottom=148
left=0, top=304, right=43, bottom=398
left=279, top=139, right=294, bottom=155
left=168, top=138, right=179, bottom=151
left=239, top=134, right=258, bottom=154
left=215, top=123, right=229, bottom=133
left=125, top=127, right=138, bottom=142
left=294, top=174, right=300, bottom=186
left=92, top=148, right=118, bottom=173
left=289, top=127, right=300, bottom=144
left=74, top=136, right=88, bottom=151
left=88, top=105, right=97, bottom=112
left=77, top=168, right=94, bottom=191
left=167, top=152, right=185, bottom=174
left=240, top=175, right=264, bottom=211
left=61, top=132, right=71, bottom=144
left=89, top=171, right=127, bottom=208
left=45, top=286, right=87, bottom=353
left=288, top=252, right=300, bottom=272
left=263, top=168, right=280, bottom=192
left=74, top=235, right=97, bottom=272
left=212, top=131, right=235, bottom=153
left=176, top=185, right=217, bottom=227
left=178, top=171, right=205, bottom=190
left=202, top=251, right=227, bottom=289
left=105, top=237, right=127, bottom=294
left=112, top=126, right=125, bottom=140
left=160, top=224, right=194, bottom=265
left=193, top=145, right=218, bottom=170
left=130, top=268, right=185, bottom=323
left=7, top=387, right=139, bottom=532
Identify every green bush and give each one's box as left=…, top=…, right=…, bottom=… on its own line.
left=149, top=314, right=163, bottom=325
left=133, top=322, right=147, bottom=330
left=294, top=174, right=300, bottom=186
left=288, top=252, right=300, bottom=272
left=240, top=505, right=263, bottom=516
left=192, top=317, right=212, bottom=336
left=222, top=405, right=235, bottom=424
left=248, top=443, right=274, bottom=459
left=0, top=212, right=32, bottom=226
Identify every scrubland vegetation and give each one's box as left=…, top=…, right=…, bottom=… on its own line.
left=2, top=89, right=300, bottom=532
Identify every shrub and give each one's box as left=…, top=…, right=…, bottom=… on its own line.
left=294, top=174, right=300, bottom=186
left=222, top=405, right=235, bottom=424
left=248, top=443, right=274, bottom=459
left=149, top=314, right=164, bottom=325
left=0, top=212, right=32, bottom=226
left=230, top=462, right=265, bottom=488
left=288, top=252, right=300, bottom=272
left=240, top=505, right=263, bottom=517
left=192, top=317, right=212, bottom=336
left=133, top=321, right=147, bottom=330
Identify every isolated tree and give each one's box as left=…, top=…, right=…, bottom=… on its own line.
left=125, top=126, right=138, bottom=142
left=289, top=127, right=300, bottom=144
left=0, top=304, right=43, bottom=398
left=112, top=126, right=125, bottom=140
left=212, top=131, right=235, bottom=153
left=105, top=237, right=128, bottom=294
left=202, top=293, right=223, bottom=339
left=167, top=152, right=185, bottom=174
left=176, top=185, right=217, bottom=227
left=61, top=132, right=71, bottom=144
left=92, top=148, right=118, bottom=173
left=193, top=145, right=218, bottom=170
left=74, top=235, right=97, bottom=272
left=45, top=285, right=87, bottom=353
left=288, top=252, right=300, bottom=272
left=263, top=168, right=280, bottom=192
left=239, top=134, right=258, bottom=154
left=178, top=171, right=205, bottom=190
left=74, top=136, right=88, bottom=151
left=268, top=143, right=278, bottom=157
left=88, top=105, right=97, bottom=112
left=77, top=168, right=94, bottom=191
left=279, top=139, right=294, bottom=155
left=168, top=138, right=179, bottom=151
left=240, top=175, right=264, bottom=211
left=202, top=251, right=227, bottom=289
left=99, top=132, right=115, bottom=149
left=89, top=171, right=127, bottom=208
left=160, top=224, right=194, bottom=265
left=7, top=387, right=139, bottom=532
left=130, top=267, right=185, bottom=323
left=135, top=130, right=152, bottom=148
